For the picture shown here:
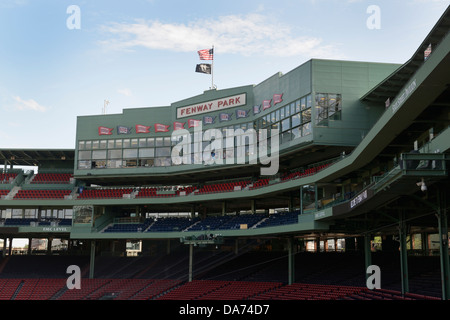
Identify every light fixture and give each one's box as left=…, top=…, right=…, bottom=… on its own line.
left=416, top=178, right=427, bottom=192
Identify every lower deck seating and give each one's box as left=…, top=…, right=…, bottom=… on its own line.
left=0, top=278, right=440, bottom=300
left=0, top=253, right=443, bottom=300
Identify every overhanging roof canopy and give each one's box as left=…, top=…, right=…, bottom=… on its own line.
left=0, top=149, right=75, bottom=167
left=361, top=5, right=450, bottom=104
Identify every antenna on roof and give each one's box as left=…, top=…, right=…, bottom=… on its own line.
left=103, top=100, right=110, bottom=114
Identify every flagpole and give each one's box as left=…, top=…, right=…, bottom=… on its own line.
left=211, top=45, right=215, bottom=89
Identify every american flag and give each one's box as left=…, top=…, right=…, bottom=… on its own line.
left=198, top=48, right=214, bottom=60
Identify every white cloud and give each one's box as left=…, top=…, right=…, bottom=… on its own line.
left=13, top=96, right=48, bottom=112
left=99, top=13, right=343, bottom=58
left=118, top=88, right=133, bottom=97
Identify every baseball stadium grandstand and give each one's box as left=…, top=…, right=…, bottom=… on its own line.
left=0, top=6, right=449, bottom=305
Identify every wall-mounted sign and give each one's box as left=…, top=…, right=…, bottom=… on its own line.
left=177, top=93, right=246, bottom=118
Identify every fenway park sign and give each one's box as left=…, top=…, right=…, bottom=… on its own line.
left=177, top=93, right=246, bottom=119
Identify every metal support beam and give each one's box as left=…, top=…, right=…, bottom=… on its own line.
left=437, top=189, right=450, bottom=300
left=89, top=240, right=96, bottom=279
left=364, top=233, right=372, bottom=283
left=287, top=238, right=295, bottom=285
left=399, top=211, right=409, bottom=295
left=188, top=243, right=193, bottom=282
left=300, top=186, right=303, bottom=215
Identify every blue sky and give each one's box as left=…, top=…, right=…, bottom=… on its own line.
left=0, top=0, right=448, bottom=149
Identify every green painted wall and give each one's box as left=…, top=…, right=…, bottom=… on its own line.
left=312, top=59, right=400, bottom=147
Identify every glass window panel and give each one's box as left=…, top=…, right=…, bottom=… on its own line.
left=285, top=105, right=290, bottom=118
left=92, top=150, right=106, bottom=160
left=107, top=160, right=123, bottom=169
left=306, top=95, right=312, bottom=108
left=292, top=126, right=302, bottom=140
left=123, top=139, right=130, bottom=148
left=155, top=138, right=163, bottom=147
left=100, top=140, right=107, bottom=149
left=281, top=118, right=290, bottom=132
left=302, top=122, right=312, bottom=136
left=139, top=148, right=155, bottom=158
left=124, top=159, right=137, bottom=167
left=281, top=131, right=292, bottom=144
left=156, top=147, right=170, bottom=157
left=139, top=138, right=147, bottom=147
left=108, top=149, right=122, bottom=159
left=115, top=139, right=122, bottom=148
left=78, top=151, right=91, bottom=160
left=123, top=149, right=138, bottom=158
left=302, top=108, right=311, bottom=123
left=78, top=160, right=91, bottom=169
left=280, top=108, right=285, bottom=120
left=291, top=102, right=296, bottom=115
left=164, top=137, right=171, bottom=146
left=147, top=138, right=154, bottom=147
left=131, top=139, right=138, bottom=147
left=139, top=159, right=154, bottom=167
left=300, top=97, right=306, bottom=111
left=271, top=112, right=276, bottom=124
left=108, top=140, right=115, bottom=149
left=291, top=114, right=301, bottom=128
left=92, top=140, right=99, bottom=149
left=78, top=141, right=85, bottom=150
left=85, top=141, right=92, bottom=150
left=93, top=160, right=106, bottom=169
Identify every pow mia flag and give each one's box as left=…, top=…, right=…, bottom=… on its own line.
left=196, top=63, right=212, bottom=74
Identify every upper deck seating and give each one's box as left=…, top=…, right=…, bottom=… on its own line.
left=31, top=173, right=73, bottom=184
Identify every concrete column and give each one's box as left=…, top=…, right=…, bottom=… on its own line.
left=89, top=240, right=96, bottom=279
left=287, top=238, right=295, bottom=285
left=437, top=189, right=449, bottom=300
left=399, top=212, right=409, bottom=296
left=364, top=234, right=372, bottom=283
left=188, top=244, right=193, bottom=282
left=47, top=238, right=53, bottom=255
left=8, top=238, right=12, bottom=255
left=27, top=238, right=32, bottom=255
left=2, top=238, right=6, bottom=257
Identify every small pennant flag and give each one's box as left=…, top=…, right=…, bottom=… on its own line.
left=273, top=93, right=283, bottom=105
left=198, top=48, right=214, bottom=60
left=98, top=126, right=113, bottom=135
left=117, top=125, right=132, bottom=135
left=262, top=100, right=272, bottom=110
left=135, top=124, right=151, bottom=133
left=154, top=123, right=170, bottom=132
left=253, top=105, right=261, bottom=115
left=203, top=115, right=216, bottom=125
left=219, top=112, right=233, bottom=122
left=424, top=43, right=432, bottom=61
left=173, top=121, right=186, bottom=131
left=235, top=109, right=249, bottom=119
left=188, top=119, right=201, bottom=128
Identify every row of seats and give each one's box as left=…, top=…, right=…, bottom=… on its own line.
left=13, top=189, right=72, bottom=200
left=103, top=212, right=298, bottom=233
left=1, top=278, right=437, bottom=300
left=196, top=181, right=251, bottom=194
left=0, top=162, right=335, bottom=200
left=0, top=173, right=17, bottom=184
left=282, top=163, right=332, bottom=181
left=31, top=173, right=73, bottom=184
left=1, top=218, right=72, bottom=226
left=77, top=188, right=134, bottom=199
